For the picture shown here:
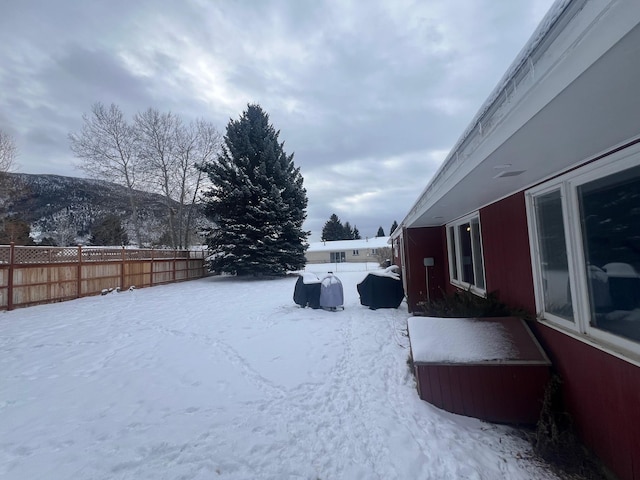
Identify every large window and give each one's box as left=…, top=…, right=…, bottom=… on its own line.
left=330, top=251, right=346, bottom=263
left=527, top=146, right=640, bottom=354
left=447, top=214, right=486, bottom=294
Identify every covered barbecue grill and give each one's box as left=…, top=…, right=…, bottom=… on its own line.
left=319, top=273, right=344, bottom=310
left=293, top=272, right=322, bottom=309
left=357, top=265, right=404, bottom=309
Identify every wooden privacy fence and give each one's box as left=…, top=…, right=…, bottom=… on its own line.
left=0, top=244, right=208, bottom=310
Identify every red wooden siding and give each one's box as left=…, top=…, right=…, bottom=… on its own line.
left=475, top=191, right=640, bottom=480
left=479, top=191, right=536, bottom=313
left=401, top=226, right=447, bottom=312
left=531, top=324, right=640, bottom=480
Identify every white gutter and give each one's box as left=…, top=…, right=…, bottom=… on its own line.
left=397, top=0, right=581, bottom=233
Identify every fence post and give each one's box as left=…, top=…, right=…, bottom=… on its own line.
left=150, top=247, right=154, bottom=287
left=121, top=246, right=126, bottom=288
left=173, top=249, right=177, bottom=282
left=77, top=245, right=82, bottom=299
left=7, top=242, right=14, bottom=311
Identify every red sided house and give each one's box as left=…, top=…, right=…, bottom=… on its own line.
left=392, top=1, right=640, bottom=478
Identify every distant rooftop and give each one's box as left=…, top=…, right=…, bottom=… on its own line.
left=307, top=236, right=390, bottom=252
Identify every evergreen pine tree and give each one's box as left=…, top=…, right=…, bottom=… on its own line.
left=90, top=214, right=129, bottom=246
left=342, top=221, right=354, bottom=240
left=321, top=213, right=344, bottom=241
left=376, top=226, right=385, bottom=237
left=0, top=216, right=34, bottom=245
left=353, top=225, right=361, bottom=240
left=200, top=104, right=308, bottom=275
left=390, top=220, right=398, bottom=235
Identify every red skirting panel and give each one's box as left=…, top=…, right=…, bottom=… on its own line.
left=414, top=363, right=550, bottom=424
left=409, top=316, right=551, bottom=425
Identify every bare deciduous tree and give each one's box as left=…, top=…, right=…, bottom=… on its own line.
left=0, top=129, right=20, bottom=238
left=374, top=246, right=393, bottom=267
left=49, top=209, right=78, bottom=247
left=70, top=103, right=221, bottom=249
left=69, top=103, right=143, bottom=246
left=136, top=110, right=221, bottom=249
left=174, top=119, right=221, bottom=248
left=135, top=108, right=180, bottom=247
left=0, top=129, right=18, bottom=173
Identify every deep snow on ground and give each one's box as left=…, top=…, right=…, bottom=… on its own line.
left=0, top=263, right=561, bottom=480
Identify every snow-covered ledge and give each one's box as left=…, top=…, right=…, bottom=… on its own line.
left=408, top=317, right=517, bottom=363
left=408, top=316, right=550, bottom=365
left=407, top=316, right=551, bottom=424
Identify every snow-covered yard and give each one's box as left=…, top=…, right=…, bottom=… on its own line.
left=1, top=263, right=561, bottom=480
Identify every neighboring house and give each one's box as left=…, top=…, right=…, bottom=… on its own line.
left=392, top=1, right=640, bottom=479
left=306, top=237, right=390, bottom=264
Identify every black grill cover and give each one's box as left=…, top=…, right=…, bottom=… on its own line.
left=357, top=272, right=404, bottom=309
left=293, top=274, right=322, bottom=309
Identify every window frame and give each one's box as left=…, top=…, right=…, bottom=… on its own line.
left=446, top=212, right=486, bottom=296
left=526, top=143, right=640, bottom=357
left=526, top=183, right=581, bottom=331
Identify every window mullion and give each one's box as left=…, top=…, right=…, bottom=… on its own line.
left=526, top=192, right=544, bottom=318
left=455, top=227, right=462, bottom=283
left=564, top=181, right=590, bottom=335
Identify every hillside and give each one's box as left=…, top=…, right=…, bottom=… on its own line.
left=0, top=173, right=211, bottom=246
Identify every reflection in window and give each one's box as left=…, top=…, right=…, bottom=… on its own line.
left=579, top=165, right=640, bottom=342
left=459, top=223, right=475, bottom=285
left=447, top=215, right=485, bottom=292
left=534, top=190, right=574, bottom=321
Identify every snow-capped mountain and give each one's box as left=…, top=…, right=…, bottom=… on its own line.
left=0, top=173, right=211, bottom=246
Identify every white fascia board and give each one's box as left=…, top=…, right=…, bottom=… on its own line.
left=402, top=0, right=640, bottom=229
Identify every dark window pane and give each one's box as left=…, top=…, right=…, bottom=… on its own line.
left=459, top=223, right=475, bottom=285
left=534, top=190, right=574, bottom=321
left=579, top=165, right=640, bottom=343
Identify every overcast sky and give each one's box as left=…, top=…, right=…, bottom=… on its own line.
left=0, top=0, right=556, bottom=241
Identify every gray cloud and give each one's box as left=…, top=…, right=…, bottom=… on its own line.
left=0, top=0, right=555, bottom=240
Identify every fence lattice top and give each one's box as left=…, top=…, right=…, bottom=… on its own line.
left=0, top=245, right=204, bottom=264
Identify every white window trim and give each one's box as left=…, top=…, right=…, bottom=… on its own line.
left=446, top=212, right=486, bottom=296
left=526, top=142, right=640, bottom=359
left=526, top=183, right=581, bottom=332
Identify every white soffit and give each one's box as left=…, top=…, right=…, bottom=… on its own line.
left=403, top=0, right=640, bottom=229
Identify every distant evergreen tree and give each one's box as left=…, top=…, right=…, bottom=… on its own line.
left=342, top=221, right=354, bottom=240
left=353, top=225, right=361, bottom=240
left=376, top=226, right=385, bottom=237
left=0, top=216, right=35, bottom=245
left=390, top=220, right=398, bottom=235
left=90, top=214, right=129, bottom=246
left=200, top=104, right=308, bottom=275
left=322, top=213, right=344, bottom=241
